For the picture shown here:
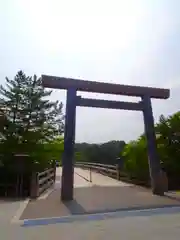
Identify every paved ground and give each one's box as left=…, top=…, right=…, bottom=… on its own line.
left=0, top=200, right=22, bottom=224
left=1, top=167, right=180, bottom=239
left=2, top=207, right=180, bottom=239
left=74, top=167, right=132, bottom=186
left=19, top=167, right=180, bottom=219
left=55, top=167, right=93, bottom=189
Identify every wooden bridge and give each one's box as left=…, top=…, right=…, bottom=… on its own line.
left=17, top=165, right=180, bottom=222
left=1, top=165, right=180, bottom=240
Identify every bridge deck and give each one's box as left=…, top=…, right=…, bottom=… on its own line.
left=19, top=167, right=180, bottom=220
left=74, top=167, right=132, bottom=186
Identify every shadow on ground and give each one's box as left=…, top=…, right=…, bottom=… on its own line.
left=63, top=200, right=86, bottom=214
left=20, top=185, right=180, bottom=220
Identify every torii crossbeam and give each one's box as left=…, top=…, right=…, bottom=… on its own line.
left=42, top=75, right=170, bottom=201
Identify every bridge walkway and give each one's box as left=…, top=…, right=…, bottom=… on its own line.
left=1, top=167, right=180, bottom=239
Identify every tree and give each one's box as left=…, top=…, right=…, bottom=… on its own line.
left=122, top=136, right=149, bottom=183
left=0, top=71, right=64, bottom=169
left=75, top=140, right=126, bottom=164
left=156, top=112, right=180, bottom=188
left=43, top=136, right=64, bottom=162
left=122, top=111, right=180, bottom=189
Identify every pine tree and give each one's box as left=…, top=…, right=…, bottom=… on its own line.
left=0, top=71, right=64, bottom=161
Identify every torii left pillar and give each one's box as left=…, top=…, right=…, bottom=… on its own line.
left=61, top=88, right=77, bottom=201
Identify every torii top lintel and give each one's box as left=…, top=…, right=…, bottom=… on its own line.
left=41, top=75, right=170, bottom=99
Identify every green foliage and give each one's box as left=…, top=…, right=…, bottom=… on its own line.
left=156, top=112, right=180, bottom=188
left=122, top=111, right=180, bottom=189
left=43, top=136, right=64, bottom=162
left=74, top=151, right=85, bottom=162
left=122, top=136, right=149, bottom=182
left=75, top=141, right=126, bottom=165
left=0, top=71, right=64, bottom=171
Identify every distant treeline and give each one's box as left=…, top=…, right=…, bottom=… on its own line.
left=75, top=140, right=126, bottom=165
left=74, top=111, right=180, bottom=190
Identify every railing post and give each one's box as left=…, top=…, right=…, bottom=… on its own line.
left=89, top=167, right=92, bottom=182
left=53, top=166, right=56, bottom=183
left=52, top=161, right=56, bottom=182
left=116, top=164, right=121, bottom=181
left=30, top=172, right=39, bottom=198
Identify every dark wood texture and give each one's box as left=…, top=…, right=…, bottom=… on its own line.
left=61, top=88, right=77, bottom=201
left=142, top=95, right=164, bottom=195
left=42, top=75, right=170, bottom=99
left=76, top=96, right=143, bottom=111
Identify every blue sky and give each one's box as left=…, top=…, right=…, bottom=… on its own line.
left=0, top=0, right=180, bottom=143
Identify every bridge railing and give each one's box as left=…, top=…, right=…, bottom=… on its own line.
left=75, top=162, right=123, bottom=180
left=75, top=162, right=153, bottom=187
left=30, top=167, right=56, bottom=198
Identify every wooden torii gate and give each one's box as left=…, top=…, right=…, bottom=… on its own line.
left=42, top=75, right=170, bottom=201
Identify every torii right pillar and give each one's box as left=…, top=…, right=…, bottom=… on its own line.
left=142, top=95, right=167, bottom=195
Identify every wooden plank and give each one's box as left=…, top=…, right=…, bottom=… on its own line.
left=42, top=75, right=170, bottom=99
left=39, top=180, right=53, bottom=195
left=76, top=162, right=116, bottom=169
left=38, top=174, right=54, bottom=185
left=39, top=177, right=49, bottom=185
left=38, top=169, right=49, bottom=177
left=76, top=96, right=143, bottom=111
